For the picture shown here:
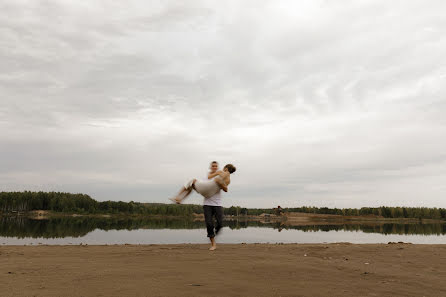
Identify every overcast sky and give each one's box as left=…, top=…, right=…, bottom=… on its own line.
left=1, top=0, right=446, bottom=208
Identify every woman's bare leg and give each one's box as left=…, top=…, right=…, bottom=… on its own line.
left=170, top=188, right=192, bottom=204
left=170, top=179, right=196, bottom=204
left=177, top=188, right=193, bottom=202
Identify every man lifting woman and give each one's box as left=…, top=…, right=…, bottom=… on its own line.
left=170, top=162, right=236, bottom=250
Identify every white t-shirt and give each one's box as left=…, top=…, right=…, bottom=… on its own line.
left=203, top=173, right=222, bottom=206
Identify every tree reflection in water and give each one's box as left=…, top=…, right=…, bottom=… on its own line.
left=0, top=216, right=445, bottom=239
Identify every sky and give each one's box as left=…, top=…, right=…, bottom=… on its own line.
left=1, top=0, right=446, bottom=208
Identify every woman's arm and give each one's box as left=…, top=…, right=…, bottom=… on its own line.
left=218, top=171, right=230, bottom=181
left=214, top=176, right=228, bottom=192
left=208, top=170, right=222, bottom=179
left=215, top=171, right=230, bottom=191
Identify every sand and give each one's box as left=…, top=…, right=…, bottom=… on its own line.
left=1, top=243, right=445, bottom=297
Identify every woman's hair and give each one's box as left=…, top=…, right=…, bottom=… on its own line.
left=224, top=164, right=236, bottom=174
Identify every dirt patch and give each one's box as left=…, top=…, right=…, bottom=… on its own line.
left=1, top=243, right=445, bottom=297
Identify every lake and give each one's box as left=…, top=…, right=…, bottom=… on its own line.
left=1, top=216, right=446, bottom=245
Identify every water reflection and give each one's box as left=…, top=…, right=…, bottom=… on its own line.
left=274, top=223, right=446, bottom=235
left=1, top=216, right=445, bottom=239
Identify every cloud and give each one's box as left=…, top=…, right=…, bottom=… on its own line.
left=1, top=0, right=446, bottom=208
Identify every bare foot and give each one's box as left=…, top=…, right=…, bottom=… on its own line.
left=209, top=237, right=217, bottom=251
left=168, top=198, right=181, bottom=204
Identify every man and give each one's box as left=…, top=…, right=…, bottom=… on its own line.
left=204, top=161, right=225, bottom=251
left=169, top=161, right=236, bottom=250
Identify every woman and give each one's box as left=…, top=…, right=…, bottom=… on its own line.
left=169, top=163, right=236, bottom=204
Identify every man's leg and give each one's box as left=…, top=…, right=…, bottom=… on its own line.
left=209, top=237, right=216, bottom=251
left=215, top=206, right=224, bottom=236
left=208, top=206, right=219, bottom=250
left=203, top=205, right=216, bottom=250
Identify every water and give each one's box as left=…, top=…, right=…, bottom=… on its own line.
left=1, top=216, right=446, bottom=245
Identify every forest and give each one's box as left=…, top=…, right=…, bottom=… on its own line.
left=0, top=191, right=203, bottom=216
left=1, top=191, right=445, bottom=220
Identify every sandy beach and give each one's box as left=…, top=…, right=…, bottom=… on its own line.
left=0, top=243, right=445, bottom=297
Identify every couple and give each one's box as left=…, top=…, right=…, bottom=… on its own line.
left=170, top=161, right=236, bottom=250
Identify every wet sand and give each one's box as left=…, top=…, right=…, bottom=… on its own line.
left=1, top=244, right=445, bottom=297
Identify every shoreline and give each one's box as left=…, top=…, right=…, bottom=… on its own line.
left=2, top=210, right=445, bottom=225
left=1, top=243, right=445, bottom=297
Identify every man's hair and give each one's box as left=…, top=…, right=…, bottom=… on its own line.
left=224, top=164, right=236, bottom=174
left=211, top=161, right=218, bottom=165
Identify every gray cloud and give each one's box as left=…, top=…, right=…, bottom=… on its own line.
left=1, top=0, right=446, bottom=208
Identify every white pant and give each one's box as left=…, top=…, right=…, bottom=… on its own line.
left=184, top=179, right=220, bottom=199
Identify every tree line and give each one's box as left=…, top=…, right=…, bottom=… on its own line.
left=283, top=206, right=446, bottom=220
left=1, top=191, right=445, bottom=220
left=0, top=191, right=203, bottom=216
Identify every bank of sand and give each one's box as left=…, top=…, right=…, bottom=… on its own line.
left=1, top=244, right=445, bottom=297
